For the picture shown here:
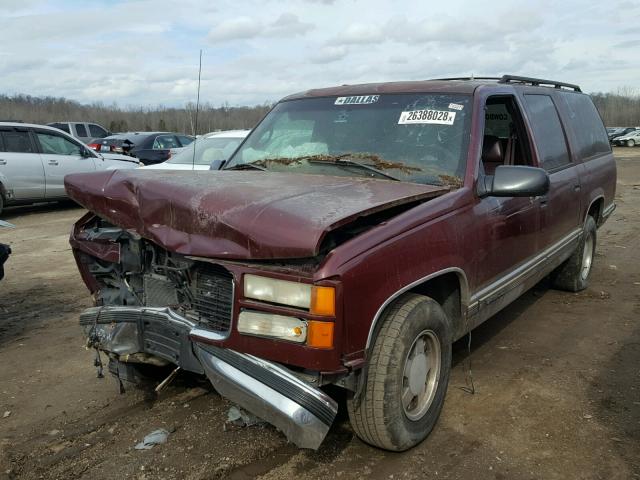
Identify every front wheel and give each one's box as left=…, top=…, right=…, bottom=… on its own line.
left=551, top=216, right=597, bottom=292
left=347, top=294, right=452, bottom=451
left=627, top=140, right=635, bottom=147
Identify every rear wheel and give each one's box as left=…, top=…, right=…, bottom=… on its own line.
left=627, top=139, right=635, bottom=147
left=551, top=215, right=597, bottom=292
left=347, top=294, right=452, bottom=451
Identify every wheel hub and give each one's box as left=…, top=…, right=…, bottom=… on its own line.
left=402, top=330, right=441, bottom=421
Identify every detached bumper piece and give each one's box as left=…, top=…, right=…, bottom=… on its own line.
left=79, top=306, right=338, bottom=450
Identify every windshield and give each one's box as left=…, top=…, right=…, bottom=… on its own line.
left=167, top=136, right=244, bottom=165
left=226, top=94, right=472, bottom=185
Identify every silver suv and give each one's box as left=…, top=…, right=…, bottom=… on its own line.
left=0, top=122, right=139, bottom=214
left=47, top=122, right=111, bottom=144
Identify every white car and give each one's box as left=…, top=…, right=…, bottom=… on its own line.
left=142, top=130, right=249, bottom=171
left=612, top=129, right=640, bottom=147
left=0, top=122, right=140, bottom=214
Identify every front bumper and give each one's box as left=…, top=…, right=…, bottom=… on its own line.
left=80, top=306, right=338, bottom=449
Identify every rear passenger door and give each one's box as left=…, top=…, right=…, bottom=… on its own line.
left=521, top=94, right=582, bottom=251
left=0, top=128, right=45, bottom=200
left=34, top=130, right=96, bottom=198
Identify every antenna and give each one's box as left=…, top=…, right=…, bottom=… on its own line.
left=192, top=49, right=202, bottom=170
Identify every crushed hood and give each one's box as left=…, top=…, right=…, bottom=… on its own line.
left=65, top=169, right=447, bottom=259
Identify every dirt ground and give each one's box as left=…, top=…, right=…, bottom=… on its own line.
left=0, top=149, right=638, bottom=480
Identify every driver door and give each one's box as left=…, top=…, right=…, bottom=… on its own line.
left=34, top=130, right=97, bottom=198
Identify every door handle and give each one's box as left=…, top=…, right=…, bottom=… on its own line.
left=48, top=159, right=59, bottom=166
left=0, top=159, right=6, bottom=165
left=573, top=184, right=581, bottom=192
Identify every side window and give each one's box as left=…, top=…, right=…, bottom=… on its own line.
left=480, top=96, right=533, bottom=175
left=559, top=93, right=610, bottom=159
left=152, top=135, right=180, bottom=149
left=51, top=123, right=71, bottom=134
left=88, top=124, right=107, bottom=138
left=177, top=135, right=194, bottom=146
left=1, top=131, right=34, bottom=153
left=74, top=124, right=88, bottom=137
left=36, top=132, right=82, bottom=156
left=523, top=94, right=571, bottom=171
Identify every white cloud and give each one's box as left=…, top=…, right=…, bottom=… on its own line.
left=0, top=0, right=637, bottom=106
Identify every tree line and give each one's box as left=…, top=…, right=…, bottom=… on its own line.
left=0, top=94, right=272, bottom=134
left=0, top=88, right=638, bottom=134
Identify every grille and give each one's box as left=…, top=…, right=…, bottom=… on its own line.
left=144, top=274, right=179, bottom=307
left=188, top=263, right=234, bottom=333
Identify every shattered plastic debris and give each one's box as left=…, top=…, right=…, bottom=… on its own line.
left=134, top=429, right=170, bottom=450
left=226, top=406, right=264, bottom=427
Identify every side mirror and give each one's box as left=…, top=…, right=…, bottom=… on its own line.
left=478, top=165, right=549, bottom=197
left=209, top=159, right=227, bottom=170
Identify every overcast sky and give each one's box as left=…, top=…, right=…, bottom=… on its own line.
left=1, top=0, right=639, bottom=107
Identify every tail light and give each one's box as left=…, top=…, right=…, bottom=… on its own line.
left=87, top=143, right=100, bottom=150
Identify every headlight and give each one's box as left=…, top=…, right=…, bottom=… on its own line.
left=244, top=274, right=312, bottom=308
left=244, top=275, right=336, bottom=316
left=238, top=311, right=307, bottom=342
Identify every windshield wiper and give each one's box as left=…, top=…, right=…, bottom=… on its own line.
left=307, top=156, right=400, bottom=181
left=224, top=161, right=267, bottom=171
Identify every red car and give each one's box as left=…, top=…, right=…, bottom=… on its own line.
left=65, top=75, right=616, bottom=451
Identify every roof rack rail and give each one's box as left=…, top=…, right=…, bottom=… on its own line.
left=498, top=75, right=581, bottom=92
left=431, top=77, right=502, bottom=82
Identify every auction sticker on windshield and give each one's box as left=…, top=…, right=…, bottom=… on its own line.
left=334, top=95, right=380, bottom=105
left=398, top=109, right=456, bottom=125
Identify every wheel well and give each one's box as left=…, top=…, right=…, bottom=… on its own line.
left=587, top=198, right=603, bottom=226
left=408, top=272, right=462, bottom=336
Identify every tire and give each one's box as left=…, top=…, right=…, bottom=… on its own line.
left=0, top=190, right=4, bottom=216
left=628, top=140, right=635, bottom=147
left=347, top=294, right=452, bottom=451
left=551, top=215, right=597, bottom=292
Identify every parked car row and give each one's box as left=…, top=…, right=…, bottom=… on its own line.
left=607, top=126, right=640, bottom=146
left=88, top=132, right=195, bottom=165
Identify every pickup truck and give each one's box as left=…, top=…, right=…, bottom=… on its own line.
left=65, top=75, right=616, bottom=451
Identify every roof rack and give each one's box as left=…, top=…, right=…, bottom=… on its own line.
left=498, top=75, right=581, bottom=92
left=430, top=75, right=581, bottom=92
left=431, top=77, right=502, bottom=82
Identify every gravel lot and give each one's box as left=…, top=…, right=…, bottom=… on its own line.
left=0, top=149, right=638, bottom=480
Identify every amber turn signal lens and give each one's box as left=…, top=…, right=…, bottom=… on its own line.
left=310, top=286, right=336, bottom=316
left=307, top=321, right=334, bottom=349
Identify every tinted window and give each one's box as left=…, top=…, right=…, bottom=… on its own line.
left=74, top=124, right=88, bottom=137
left=1, top=131, right=34, bottom=153
left=152, top=135, right=180, bottom=149
left=88, top=124, right=107, bottom=138
left=524, top=95, right=570, bottom=171
left=559, top=94, right=611, bottom=159
left=51, top=123, right=70, bottom=134
left=36, top=132, right=82, bottom=155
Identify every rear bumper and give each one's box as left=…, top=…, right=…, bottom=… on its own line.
left=80, top=306, right=338, bottom=449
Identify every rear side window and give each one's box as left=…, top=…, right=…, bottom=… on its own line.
left=51, top=123, right=71, bottom=134
left=559, top=94, right=610, bottom=159
left=74, top=124, right=88, bottom=137
left=88, top=124, right=107, bottom=138
left=153, top=135, right=180, bottom=149
left=524, top=94, right=571, bottom=171
left=1, top=131, right=34, bottom=153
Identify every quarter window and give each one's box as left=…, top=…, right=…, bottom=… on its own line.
left=74, top=124, right=88, bottom=137
left=1, top=131, right=34, bottom=153
left=559, top=93, right=610, bottom=159
left=524, top=95, right=571, bottom=171
left=36, top=132, right=82, bottom=156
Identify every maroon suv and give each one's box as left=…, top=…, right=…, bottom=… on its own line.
left=65, top=75, right=616, bottom=451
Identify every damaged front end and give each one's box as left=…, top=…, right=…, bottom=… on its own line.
left=73, top=215, right=338, bottom=450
